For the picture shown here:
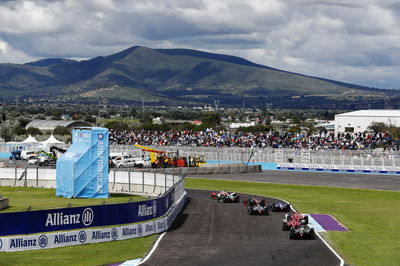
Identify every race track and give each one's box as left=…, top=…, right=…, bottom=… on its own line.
left=190, top=170, right=400, bottom=191
left=140, top=189, right=340, bottom=266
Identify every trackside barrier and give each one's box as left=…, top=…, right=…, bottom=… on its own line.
left=277, top=163, right=400, bottom=174
left=0, top=179, right=187, bottom=252
left=138, top=164, right=262, bottom=175
left=0, top=168, right=182, bottom=195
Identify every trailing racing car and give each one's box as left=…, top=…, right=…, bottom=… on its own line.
left=289, top=224, right=316, bottom=239
left=270, top=201, right=291, bottom=212
left=244, top=197, right=269, bottom=215
left=210, top=190, right=240, bottom=203
left=282, top=212, right=309, bottom=230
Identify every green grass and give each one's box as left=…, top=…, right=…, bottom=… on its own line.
left=0, top=186, right=144, bottom=213
left=2, top=180, right=399, bottom=265
left=0, top=186, right=156, bottom=266
left=0, top=234, right=157, bottom=266
left=185, top=178, right=400, bottom=266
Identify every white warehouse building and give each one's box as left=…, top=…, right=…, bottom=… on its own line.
left=335, top=110, right=400, bottom=133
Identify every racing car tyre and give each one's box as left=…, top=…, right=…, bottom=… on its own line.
left=282, top=223, right=288, bottom=231
left=289, top=231, right=294, bottom=239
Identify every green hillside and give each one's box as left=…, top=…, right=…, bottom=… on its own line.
left=0, top=46, right=398, bottom=109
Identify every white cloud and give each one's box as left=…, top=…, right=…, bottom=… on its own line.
left=0, top=38, right=36, bottom=63
left=0, top=0, right=399, bottom=88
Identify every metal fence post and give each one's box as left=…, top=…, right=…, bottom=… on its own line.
left=36, top=166, right=39, bottom=187
left=142, top=171, right=145, bottom=193
left=112, top=169, right=116, bottom=190
left=153, top=172, right=157, bottom=194
left=128, top=170, right=131, bottom=192
left=165, top=170, right=167, bottom=193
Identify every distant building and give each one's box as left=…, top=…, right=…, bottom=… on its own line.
left=316, top=120, right=335, bottom=131
left=25, top=120, right=91, bottom=131
left=335, top=110, right=400, bottom=133
left=229, top=121, right=256, bottom=129
left=191, top=120, right=202, bottom=125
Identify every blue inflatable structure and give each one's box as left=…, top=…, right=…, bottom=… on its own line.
left=56, top=127, right=109, bottom=198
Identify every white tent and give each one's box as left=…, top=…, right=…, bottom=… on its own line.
left=22, top=135, right=38, bottom=143
left=41, top=135, right=65, bottom=147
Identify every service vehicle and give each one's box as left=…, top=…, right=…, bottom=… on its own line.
left=116, top=157, right=151, bottom=168
left=21, top=150, right=37, bottom=160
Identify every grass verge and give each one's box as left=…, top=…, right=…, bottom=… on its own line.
left=0, top=186, right=144, bottom=213
left=185, top=177, right=400, bottom=266
left=0, top=234, right=157, bottom=265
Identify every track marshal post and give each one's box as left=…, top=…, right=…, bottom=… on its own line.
left=56, top=127, right=109, bottom=198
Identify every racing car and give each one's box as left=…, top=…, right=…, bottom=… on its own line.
left=270, top=201, right=291, bottom=212
left=244, top=197, right=269, bottom=215
left=289, top=224, right=316, bottom=239
left=282, top=212, right=309, bottom=230
left=210, top=190, right=240, bottom=203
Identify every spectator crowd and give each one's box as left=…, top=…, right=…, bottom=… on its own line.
left=109, top=129, right=400, bottom=151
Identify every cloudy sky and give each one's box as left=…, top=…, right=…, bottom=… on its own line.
left=0, top=0, right=399, bottom=88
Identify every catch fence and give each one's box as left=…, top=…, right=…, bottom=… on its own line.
left=110, top=145, right=400, bottom=167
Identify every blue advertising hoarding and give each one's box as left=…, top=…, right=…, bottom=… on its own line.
left=56, top=127, right=109, bottom=198
left=0, top=187, right=176, bottom=236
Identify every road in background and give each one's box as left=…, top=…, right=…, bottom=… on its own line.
left=189, top=170, right=400, bottom=191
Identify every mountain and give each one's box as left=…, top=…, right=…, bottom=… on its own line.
left=0, top=46, right=399, bottom=109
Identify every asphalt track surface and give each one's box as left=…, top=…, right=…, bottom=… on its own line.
left=141, top=189, right=340, bottom=266
left=190, top=170, right=400, bottom=191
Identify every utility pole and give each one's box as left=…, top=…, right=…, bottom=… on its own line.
left=214, top=100, right=219, bottom=110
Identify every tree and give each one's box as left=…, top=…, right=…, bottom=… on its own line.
left=85, top=115, right=97, bottom=124
left=368, top=122, right=387, bottom=133
left=17, top=117, right=30, bottom=127
left=53, top=126, right=70, bottom=136
left=26, top=127, right=42, bottom=136
left=104, top=121, right=130, bottom=130
left=13, top=126, right=26, bottom=135
left=201, top=112, right=221, bottom=126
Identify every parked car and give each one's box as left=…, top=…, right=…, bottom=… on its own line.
left=116, top=158, right=151, bottom=168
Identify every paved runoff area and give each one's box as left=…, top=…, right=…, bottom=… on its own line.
left=189, top=170, right=400, bottom=191
left=140, top=189, right=340, bottom=266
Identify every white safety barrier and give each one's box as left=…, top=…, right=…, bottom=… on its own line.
left=278, top=162, right=400, bottom=173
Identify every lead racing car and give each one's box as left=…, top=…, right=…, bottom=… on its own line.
left=244, top=197, right=269, bottom=215
left=210, top=190, right=240, bottom=203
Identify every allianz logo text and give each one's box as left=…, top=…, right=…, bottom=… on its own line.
left=45, top=208, right=94, bottom=227
left=137, top=201, right=157, bottom=218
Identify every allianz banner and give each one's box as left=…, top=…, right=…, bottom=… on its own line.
left=0, top=187, right=175, bottom=236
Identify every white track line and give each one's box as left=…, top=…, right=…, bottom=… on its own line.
left=137, top=232, right=167, bottom=265
left=270, top=195, right=345, bottom=266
